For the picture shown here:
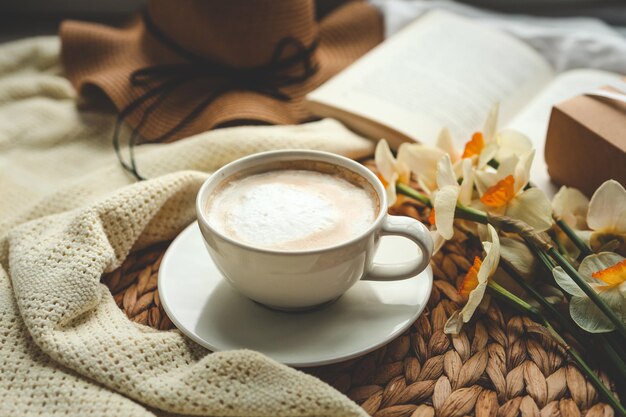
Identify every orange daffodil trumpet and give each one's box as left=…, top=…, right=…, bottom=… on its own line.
left=458, top=104, right=533, bottom=169
left=474, top=150, right=553, bottom=232
left=444, top=224, right=500, bottom=334
left=553, top=252, right=626, bottom=332
left=460, top=104, right=498, bottom=168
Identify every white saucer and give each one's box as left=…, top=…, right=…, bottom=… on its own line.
left=158, top=222, right=433, bottom=367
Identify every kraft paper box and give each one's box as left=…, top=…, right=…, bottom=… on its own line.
left=545, top=91, right=626, bottom=197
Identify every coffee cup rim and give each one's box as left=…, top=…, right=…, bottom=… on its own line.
left=196, top=149, right=388, bottom=255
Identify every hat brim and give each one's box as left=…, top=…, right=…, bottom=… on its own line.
left=60, top=2, right=383, bottom=142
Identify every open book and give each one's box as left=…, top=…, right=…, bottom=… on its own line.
left=306, top=10, right=623, bottom=193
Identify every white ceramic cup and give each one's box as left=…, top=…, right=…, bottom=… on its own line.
left=196, top=150, right=433, bottom=310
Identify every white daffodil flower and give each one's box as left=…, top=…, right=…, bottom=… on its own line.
left=396, top=106, right=531, bottom=194
left=398, top=129, right=450, bottom=195
left=460, top=104, right=499, bottom=168
left=552, top=186, right=591, bottom=256
left=553, top=252, right=626, bottom=333
left=499, top=236, right=537, bottom=280
left=474, top=150, right=552, bottom=232
left=587, top=180, right=626, bottom=255
left=495, top=129, right=533, bottom=163
left=436, top=127, right=461, bottom=164
left=552, top=186, right=590, bottom=230
left=431, top=155, right=474, bottom=240
left=460, top=105, right=532, bottom=169
left=444, top=224, right=500, bottom=334
left=374, top=139, right=410, bottom=207
left=489, top=236, right=538, bottom=297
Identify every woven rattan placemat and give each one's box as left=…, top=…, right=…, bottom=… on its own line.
left=101, top=182, right=618, bottom=417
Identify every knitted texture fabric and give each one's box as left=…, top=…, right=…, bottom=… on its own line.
left=0, top=37, right=375, bottom=417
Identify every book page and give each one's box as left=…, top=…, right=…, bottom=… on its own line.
left=507, top=68, right=623, bottom=196
left=307, top=10, right=554, bottom=148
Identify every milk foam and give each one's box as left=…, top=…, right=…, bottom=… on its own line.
left=207, top=170, right=377, bottom=250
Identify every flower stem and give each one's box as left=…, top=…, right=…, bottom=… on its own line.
left=487, top=281, right=543, bottom=322
left=555, top=218, right=593, bottom=258
left=521, top=244, right=626, bottom=374
left=395, top=183, right=625, bottom=408
left=487, top=281, right=626, bottom=417
left=499, top=260, right=626, bottom=381
left=396, top=183, right=490, bottom=224
left=549, top=228, right=569, bottom=256
left=487, top=159, right=499, bottom=169
left=396, top=183, right=431, bottom=206
left=566, top=347, right=625, bottom=417
left=607, top=333, right=626, bottom=360
left=534, top=242, right=557, bottom=270
left=514, top=223, right=626, bottom=341
left=455, top=204, right=489, bottom=224
left=597, top=334, right=626, bottom=382
left=548, top=247, right=626, bottom=341
left=499, top=260, right=569, bottom=328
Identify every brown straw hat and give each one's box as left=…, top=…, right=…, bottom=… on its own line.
left=60, top=0, right=383, bottom=145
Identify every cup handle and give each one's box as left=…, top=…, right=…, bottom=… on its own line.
left=363, top=215, right=433, bottom=281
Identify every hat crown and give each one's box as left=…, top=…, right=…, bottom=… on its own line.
left=147, top=0, right=318, bottom=68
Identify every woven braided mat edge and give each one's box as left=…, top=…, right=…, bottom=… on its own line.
left=101, top=165, right=620, bottom=417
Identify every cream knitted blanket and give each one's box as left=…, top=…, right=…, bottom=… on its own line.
left=0, top=37, right=375, bottom=417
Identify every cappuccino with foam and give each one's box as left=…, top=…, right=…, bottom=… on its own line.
left=206, top=163, right=379, bottom=251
